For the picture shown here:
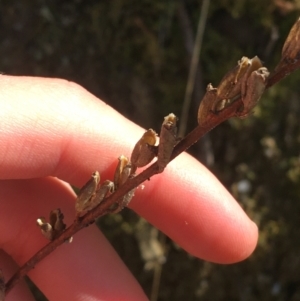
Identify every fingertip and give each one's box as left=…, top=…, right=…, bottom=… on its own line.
left=236, top=220, right=258, bottom=261
left=131, top=153, right=259, bottom=263
left=210, top=212, right=259, bottom=263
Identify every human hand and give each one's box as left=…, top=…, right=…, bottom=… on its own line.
left=0, top=76, right=258, bottom=301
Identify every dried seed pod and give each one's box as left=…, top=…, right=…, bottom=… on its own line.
left=120, top=172, right=136, bottom=210
left=37, top=217, right=54, bottom=240
left=281, top=17, right=300, bottom=63
left=130, top=129, right=157, bottom=172
left=50, top=209, right=66, bottom=233
left=157, top=113, right=178, bottom=171
left=237, top=67, right=270, bottom=117
left=114, top=155, right=132, bottom=189
left=110, top=179, right=136, bottom=213
left=37, top=209, right=66, bottom=241
left=197, top=83, right=218, bottom=125
left=75, top=171, right=100, bottom=216
left=93, top=180, right=115, bottom=204
left=198, top=56, right=266, bottom=124
left=121, top=186, right=135, bottom=208
left=217, top=56, right=263, bottom=103
left=111, top=156, right=137, bottom=212
left=216, top=56, right=251, bottom=101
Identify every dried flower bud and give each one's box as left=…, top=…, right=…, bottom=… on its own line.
left=197, top=56, right=266, bottom=124
left=75, top=171, right=100, bottom=216
left=197, top=83, right=218, bottom=125
left=122, top=187, right=135, bottom=208
left=50, top=209, right=66, bottom=233
left=37, top=217, right=53, bottom=240
left=281, top=17, right=300, bottom=64
left=216, top=56, right=251, bottom=100
left=157, top=113, right=178, bottom=171
left=94, top=180, right=115, bottom=204
left=112, top=156, right=135, bottom=210
left=109, top=184, right=136, bottom=213
left=114, top=155, right=132, bottom=189
left=130, top=129, right=157, bottom=172
left=217, top=56, right=263, bottom=103
left=237, top=67, right=270, bottom=117
left=37, top=209, right=66, bottom=241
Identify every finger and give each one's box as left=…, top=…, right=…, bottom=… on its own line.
left=0, top=75, right=257, bottom=262
left=0, top=75, right=137, bottom=182
left=0, top=178, right=147, bottom=301
left=131, top=155, right=258, bottom=263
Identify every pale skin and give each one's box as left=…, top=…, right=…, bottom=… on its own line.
left=0, top=76, right=258, bottom=301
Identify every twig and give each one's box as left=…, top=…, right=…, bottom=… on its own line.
left=266, top=59, right=300, bottom=88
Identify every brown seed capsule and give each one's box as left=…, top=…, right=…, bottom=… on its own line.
left=197, top=83, right=218, bottom=125
left=37, top=209, right=66, bottom=241
left=281, top=17, right=300, bottom=63
left=114, top=155, right=136, bottom=209
left=122, top=187, right=135, bottom=208
left=197, top=56, right=266, bottom=124
left=114, top=155, right=132, bottom=189
left=157, top=113, right=178, bottom=171
left=37, top=217, right=54, bottom=241
left=216, top=57, right=251, bottom=101
left=50, top=209, right=66, bottom=233
left=110, top=183, right=136, bottom=213
left=130, top=129, right=157, bottom=172
left=75, top=171, right=100, bottom=216
left=237, top=67, right=270, bottom=117
left=217, top=56, right=263, bottom=103
left=93, top=180, right=115, bottom=204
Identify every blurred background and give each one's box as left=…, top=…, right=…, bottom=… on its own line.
left=2, top=0, right=300, bottom=300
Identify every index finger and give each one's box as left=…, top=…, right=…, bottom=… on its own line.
left=0, top=75, right=258, bottom=263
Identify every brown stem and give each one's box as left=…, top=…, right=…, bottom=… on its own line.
left=5, top=27, right=300, bottom=294
left=266, top=59, right=300, bottom=88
